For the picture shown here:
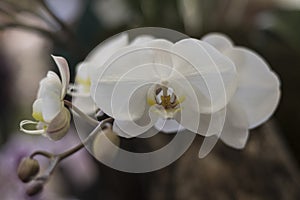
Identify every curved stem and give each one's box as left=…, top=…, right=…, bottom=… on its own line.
left=30, top=151, right=53, bottom=159
left=32, top=117, right=113, bottom=183
left=64, top=100, right=99, bottom=126
left=57, top=118, right=113, bottom=160
left=35, top=156, right=60, bottom=183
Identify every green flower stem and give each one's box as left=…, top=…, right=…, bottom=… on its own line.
left=30, top=117, right=113, bottom=184
left=58, top=117, right=113, bottom=160
left=30, top=151, right=53, bottom=159
left=64, top=100, right=100, bottom=127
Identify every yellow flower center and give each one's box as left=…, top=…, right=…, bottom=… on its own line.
left=147, top=84, right=185, bottom=116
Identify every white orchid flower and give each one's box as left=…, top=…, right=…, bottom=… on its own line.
left=20, top=55, right=71, bottom=141
left=71, top=33, right=154, bottom=115
left=90, top=35, right=238, bottom=136
left=89, top=33, right=280, bottom=149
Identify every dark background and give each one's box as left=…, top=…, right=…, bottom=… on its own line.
left=0, top=0, right=299, bottom=199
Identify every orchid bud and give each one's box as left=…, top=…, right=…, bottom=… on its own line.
left=17, top=157, right=40, bottom=183
left=26, top=180, right=44, bottom=196
left=46, top=107, right=71, bottom=141
left=92, top=128, right=120, bottom=161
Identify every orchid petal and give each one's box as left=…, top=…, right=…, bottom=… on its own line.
left=113, top=105, right=159, bottom=138
left=37, top=71, right=61, bottom=99
left=86, top=33, right=129, bottom=78
left=90, top=38, right=174, bottom=88
left=107, top=76, right=155, bottom=121
left=172, top=38, right=238, bottom=113
left=42, top=95, right=62, bottom=123
left=76, top=62, right=90, bottom=82
left=73, top=96, right=98, bottom=115
left=144, top=39, right=174, bottom=79
left=51, top=55, right=70, bottom=99
left=32, top=98, right=43, bottom=121
left=220, top=100, right=249, bottom=149
left=202, top=33, right=233, bottom=53
left=154, top=118, right=185, bottom=133
left=130, top=35, right=155, bottom=46
left=224, top=47, right=281, bottom=128
left=198, top=100, right=249, bottom=157
left=198, top=134, right=219, bottom=158
left=169, top=77, right=201, bottom=133
left=91, top=44, right=173, bottom=120
left=197, top=110, right=226, bottom=137
left=173, top=98, right=227, bottom=137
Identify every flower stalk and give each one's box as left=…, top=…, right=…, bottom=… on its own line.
left=22, top=117, right=113, bottom=196
left=64, top=100, right=99, bottom=127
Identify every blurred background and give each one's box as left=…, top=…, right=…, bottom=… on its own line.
left=0, top=0, right=300, bottom=199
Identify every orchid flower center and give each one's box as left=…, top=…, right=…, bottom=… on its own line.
left=155, top=86, right=178, bottom=110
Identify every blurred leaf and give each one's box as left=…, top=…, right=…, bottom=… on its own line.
left=263, top=10, right=300, bottom=53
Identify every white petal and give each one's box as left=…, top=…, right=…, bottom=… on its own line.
left=170, top=78, right=201, bottom=133
left=198, top=100, right=249, bottom=157
left=37, top=71, right=61, bottom=99
left=76, top=62, right=90, bottom=81
left=220, top=100, right=249, bottom=149
left=86, top=33, right=129, bottom=78
left=42, top=95, right=62, bottom=123
left=197, top=110, right=227, bottom=137
left=47, top=71, right=61, bottom=83
left=172, top=38, right=238, bottom=113
left=89, top=44, right=142, bottom=85
left=112, top=105, right=158, bottom=138
left=51, top=55, right=70, bottom=98
left=91, top=48, right=170, bottom=120
left=32, top=98, right=43, bottom=115
left=198, top=135, right=219, bottom=158
left=202, top=33, right=233, bottom=52
left=224, top=47, right=281, bottom=128
left=154, top=118, right=185, bottom=133
left=37, top=72, right=62, bottom=123
left=90, top=39, right=174, bottom=85
left=144, top=39, right=173, bottom=60
left=130, top=35, right=154, bottom=46
left=174, top=97, right=227, bottom=137
left=144, top=39, right=174, bottom=79
left=72, top=96, right=97, bottom=115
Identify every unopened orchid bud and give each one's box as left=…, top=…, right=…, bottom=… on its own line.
left=26, top=180, right=44, bottom=196
left=17, top=157, right=40, bottom=183
left=92, top=128, right=120, bottom=162
left=46, top=107, right=71, bottom=141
